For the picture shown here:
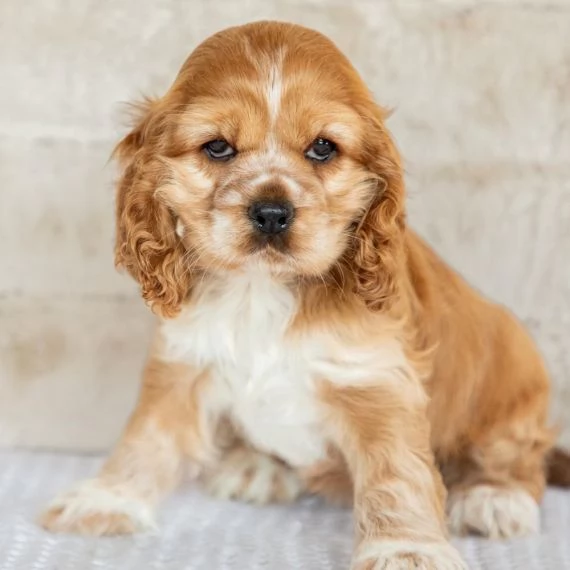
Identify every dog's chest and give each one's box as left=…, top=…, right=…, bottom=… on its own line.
left=161, top=273, right=327, bottom=467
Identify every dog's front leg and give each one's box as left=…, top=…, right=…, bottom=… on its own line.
left=321, top=382, right=467, bottom=570
left=40, top=357, right=211, bottom=536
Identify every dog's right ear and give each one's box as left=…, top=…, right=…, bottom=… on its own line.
left=112, top=99, right=192, bottom=318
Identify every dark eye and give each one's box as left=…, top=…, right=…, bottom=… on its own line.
left=203, top=139, right=236, bottom=161
left=305, top=138, right=337, bottom=162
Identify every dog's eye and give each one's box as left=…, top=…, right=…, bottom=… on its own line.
left=203, top=139, right=236, bottom=161
left=305, top=138, right=337, bottom=162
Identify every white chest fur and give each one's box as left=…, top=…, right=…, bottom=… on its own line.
left=159, top=270, right=328, bottom=467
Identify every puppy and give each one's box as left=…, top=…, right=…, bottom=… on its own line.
left=41, top=21, right=569, bottom=569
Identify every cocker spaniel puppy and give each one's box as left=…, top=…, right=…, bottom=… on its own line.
left=41, top=21, right=569, bottom=569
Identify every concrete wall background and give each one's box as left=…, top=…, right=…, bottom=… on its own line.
left=1, top=0, right=568, bottom=450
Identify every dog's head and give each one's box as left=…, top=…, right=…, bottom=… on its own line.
left=114, top=21, right=406, bottom=316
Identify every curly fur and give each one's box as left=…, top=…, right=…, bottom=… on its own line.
left=114, top=106, right=192, bottom=317
left=348, top=116, right=407, bottom=312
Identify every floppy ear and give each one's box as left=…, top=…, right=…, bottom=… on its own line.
left=113, top=100, right=192, bottom=318
left=350, top=103, right=407, bottom=312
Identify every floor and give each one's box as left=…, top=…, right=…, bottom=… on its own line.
left=1, top=451, right=569, bottom=569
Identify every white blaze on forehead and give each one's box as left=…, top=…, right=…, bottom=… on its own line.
left=244, top=41, right=286, bottom=125
left=267, top=60, right=283, bottom=123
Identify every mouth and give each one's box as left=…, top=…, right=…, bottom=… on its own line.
left=245, top=235, right=299, bottom=273
left=249, top=231, right=291, bottom=255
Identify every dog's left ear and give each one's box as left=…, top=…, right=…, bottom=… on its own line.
left=350, top=102, right=407, bottom=311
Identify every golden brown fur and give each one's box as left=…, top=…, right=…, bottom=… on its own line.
left=41, top=21, right=569, bottom=569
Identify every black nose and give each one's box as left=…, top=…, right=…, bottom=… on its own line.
left=248, top=201, right=294, bottom=235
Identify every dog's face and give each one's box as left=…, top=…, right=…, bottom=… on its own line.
left=167, top=62, right=374, bottom=277
left=115, top=22, right=406, bottom=315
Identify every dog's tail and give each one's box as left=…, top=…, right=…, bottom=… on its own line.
left=547, top=448, right=570, bottom=487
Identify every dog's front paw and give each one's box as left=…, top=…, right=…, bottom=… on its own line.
left=353, top=540, right=467, bottom=570
left=39, top=479, right=156, bottom=536
left=447, top=484, right=539, bottom=539
left=203, top=446, right=303, bottom=504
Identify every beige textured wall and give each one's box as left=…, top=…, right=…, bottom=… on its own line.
left=1, top=0, right=569, bottom=451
